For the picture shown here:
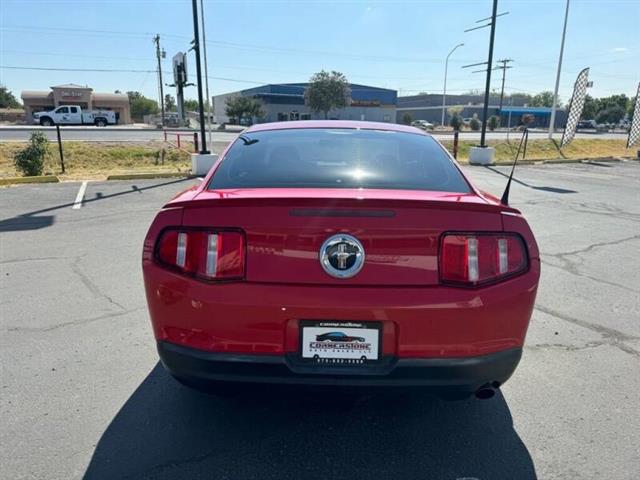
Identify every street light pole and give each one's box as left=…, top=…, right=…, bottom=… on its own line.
left=549, top=0, right=570, bottom=139
left=191, top=0, right=209, bottom=154
left=442, top=43, right=464, bottom=128
left=200, top=0, right=213, bottom=148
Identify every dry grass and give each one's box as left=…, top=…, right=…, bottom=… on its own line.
left=0, top=138, right=635, bottom=180
left=0, top=141, right=230, bottom=180
left=441, top=138, right=636, bottom=164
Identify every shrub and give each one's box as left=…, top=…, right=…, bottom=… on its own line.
left=15, top=132, right=49, bottom=176
left=488, top=115, right=499, bottom=131
left=469, top=115, right=481, bottom=131
left=401, top=112, right=413, bottom=125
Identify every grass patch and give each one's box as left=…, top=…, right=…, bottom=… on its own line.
left=0, top=138, right=634, bottom=179
left=0, top=141, right=229, bottom=180
left=440, top=138, right=636, bottom=163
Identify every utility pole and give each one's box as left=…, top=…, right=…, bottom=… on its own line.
left=153, top=34, right=166, bottom=127
left=442, top=43, right=464, bottom=128
left=479, top=0, right=499, bottom=147
left=549, top=0, right=570, bottom=139
left=495, top=58, right=513, bottom=111
left=190, top=0, right=209, bottom=154
left=462, top=0, right=507, bottom=148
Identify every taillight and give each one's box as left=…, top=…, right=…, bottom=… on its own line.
left=155, top=228, right=245, bottom=281
left=440, top=233, right=528, bottom=286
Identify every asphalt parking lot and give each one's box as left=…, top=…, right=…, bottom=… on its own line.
left=1, top=161, right=639, bottom=480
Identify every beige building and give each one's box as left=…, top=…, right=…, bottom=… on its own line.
left=21, top=84, right=131, bottom=124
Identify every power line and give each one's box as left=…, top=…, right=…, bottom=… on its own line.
left=0, top=65, right=157, bottom=73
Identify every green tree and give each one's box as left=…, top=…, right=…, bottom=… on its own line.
left=304, top=70, right=351, bottom=119
left=531, top=91, right=556, bottom=107
left=15, top=132, right=49, bottom=176
left=127, top=92, right=159, bottom=120
left=401, top=112, right=413, bottom=125
left=0, top=85, right=22, bottom=108
left=596, top=106, right=626, bottom=124
left=183, top=99, right=199, bottom=111
left=164, top=94, right=176, bottom=111
left=469, top=114, right=481, bottom=131
left=225, top=96, right=265, bottom=125
left=448, top=106, right=463, bottom=131
left=488, top=115, right=499, bottom=131
left=581, top=95, right=598, bottom=120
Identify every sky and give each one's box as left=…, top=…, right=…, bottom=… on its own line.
left=1, top=0, right=639, bottom=105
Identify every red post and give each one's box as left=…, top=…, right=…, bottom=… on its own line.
left=194, top=132, right=199, bottom=153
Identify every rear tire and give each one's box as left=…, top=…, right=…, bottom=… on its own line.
left=94, top=118, right=107, bottom=127
left=39, top=117, right=53, bottom=126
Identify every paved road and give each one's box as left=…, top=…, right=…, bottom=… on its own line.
left=0, top=125, right=629, bottom=142
left=1, top=162, right=639, bottom=479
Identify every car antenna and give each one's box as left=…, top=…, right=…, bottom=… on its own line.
left=501, top=127, right=528, bottom=205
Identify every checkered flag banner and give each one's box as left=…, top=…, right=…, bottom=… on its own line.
left=627, top=82, right=640, bottom=148
left=561, top=67, right=590, bottom=148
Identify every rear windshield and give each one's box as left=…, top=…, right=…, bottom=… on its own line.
left=208, top=128, right=470, bottom=193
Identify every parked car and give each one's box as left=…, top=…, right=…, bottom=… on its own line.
left=411, top=119, right=434, bottom=130
left=142, top=120, right=540, bottom=400
left=577, top=120, right=598, bottom=129
left=32, top=105, right=116, bottom=127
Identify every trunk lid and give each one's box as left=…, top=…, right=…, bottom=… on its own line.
left=178, top=188, right=504, bottom=286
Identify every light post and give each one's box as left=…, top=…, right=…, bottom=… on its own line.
left=442, top=43, right=464, bottom=128
left=549, top=0, right=571, bottom=139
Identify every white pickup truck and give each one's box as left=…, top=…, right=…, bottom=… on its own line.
left=32, top=105, right=117, bottom=127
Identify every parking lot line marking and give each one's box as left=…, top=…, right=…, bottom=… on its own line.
left=72, top=181, right=88, bottom=209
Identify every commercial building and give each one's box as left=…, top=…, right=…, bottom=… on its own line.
left=21, top=84, right=131, bottom=124
left=214, top=83, right=397, bottom=124
left=396, top=93, right=567, bottom=128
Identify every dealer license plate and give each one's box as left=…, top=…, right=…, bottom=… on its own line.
left=300, top=321, right=381, bottom=364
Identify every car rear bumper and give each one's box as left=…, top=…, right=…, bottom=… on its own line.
left=158, top=341, right=522, bottom=392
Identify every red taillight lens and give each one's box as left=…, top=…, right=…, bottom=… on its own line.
left=155, top=229, right=245, bottom=281
left=440, top=233, right=527, bottom=286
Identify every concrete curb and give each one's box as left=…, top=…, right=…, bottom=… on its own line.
left=0, top=175, right=60, bottom=186
left=106, top=172, right=195, bottom=180
left=462, top=156, right=637, bottom=167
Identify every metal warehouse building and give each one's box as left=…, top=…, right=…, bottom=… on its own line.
left=21, top=84, right=132, bottom=124
left=396, top=93, right=567, bottom=129
left=214, top=83, right=397, bottom=124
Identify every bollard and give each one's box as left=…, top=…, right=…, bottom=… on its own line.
left=176, top=134, right=181, bottom=149
left=163, top=130, right=167, bottom=142
left=453, top=131, right=459, bottom=159
left=194, top=132, right=199, bottom=153
left=56, top=125, right=65, bottom=173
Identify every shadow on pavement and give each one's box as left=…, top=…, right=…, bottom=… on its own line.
left=483, top=166, right=578, bottom=195
left=83, top=364, right=536, bottom=480
left=0, top=178, right=194, bottom=233
left=0, top=214, right=54, bottom=232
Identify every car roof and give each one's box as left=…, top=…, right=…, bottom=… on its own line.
left=244, top=120, right=428, bottom=135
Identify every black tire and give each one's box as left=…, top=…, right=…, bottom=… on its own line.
left=39, top=117, right=54, bottom=127
left=94, top=118, right=107, bottom=127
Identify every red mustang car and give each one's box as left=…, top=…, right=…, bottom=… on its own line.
left=142, top=121, right=540, bottom=399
